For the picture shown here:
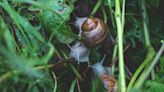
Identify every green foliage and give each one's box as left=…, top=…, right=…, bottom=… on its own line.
left=0, top=16, right=54, bottom=92
left=0, top=0, right=55, bottom=91
left=143, top=80, right=164, bottom=92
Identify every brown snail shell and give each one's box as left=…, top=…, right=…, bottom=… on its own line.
left=81, top=18, right=108, bottom=48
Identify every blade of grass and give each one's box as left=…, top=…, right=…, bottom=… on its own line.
left=0, top=16, right=16, bottom=54
left=0, top=1, right=46, bottom=55
left=69, top=79, right=76, bottom=92
left=2, top=0, right=45, bottom=42
left=101, top=6, right=107, bottom=23
left=0, top=2, right=32, bottom=50
left=90, top=0, right=102, bottom=16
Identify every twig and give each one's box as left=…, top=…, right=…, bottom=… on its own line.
left=76, top=78, right=81, bottom=92
left=52, top=72, right=57, bottom=92
left=125, top=64, right=132, bottom=77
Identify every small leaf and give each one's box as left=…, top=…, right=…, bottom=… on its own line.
left=37, top=0, right=77, bottom=44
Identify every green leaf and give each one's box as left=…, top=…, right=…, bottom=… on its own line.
left=43, top=0, right=74, bottom=21
left=14, top=0, right=78, bottom=44
left=38, top=0, right=78, bottom=44
left=40, top=11, right=78, bottom=43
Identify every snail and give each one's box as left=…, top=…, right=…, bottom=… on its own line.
left=67, top=41, right=90, bottom=64
left=75, top=17, right=109, bottom=48
left=91, top=55, right=117, bottom=92
left=91, top=55, right=107, bottom=75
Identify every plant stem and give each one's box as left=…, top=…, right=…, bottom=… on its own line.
left=134, top=43, right=164, bottom=88
left=112, top=44, right=118, bottom=75
left=115, top=0, right=126, bottom=91
left=121, top=0, right=126, bottom=32
left=141, top=0, right=151, bottom=47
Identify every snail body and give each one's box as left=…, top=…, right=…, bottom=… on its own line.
left=75, top=17, right=108, bottom=48
left=91, top=55, right=107, bottom=75
left=75, top=17, right=87, bottom=36
left=68, top=41, right=90, bottom=63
